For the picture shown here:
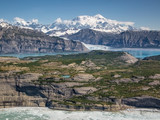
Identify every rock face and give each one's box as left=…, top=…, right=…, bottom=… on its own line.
left=66, top=29, right=160, bottom=48
left=0, top=26, right=88, bottom=54
left=65, top=29, right=116, bottom=45
left=0, top=69, right=96, bottom=108
left=149, top=74, right=160, bottom=79
left=0, top=72, right=47, bottom=108
left=123, top=96, right=160, bottom=109
left=73, top=74, right=95, bottom=82
left=113, top=76, right=145, bottom=84
left=73, top=87, right=97, bottom=95
left=112, top=31, right=160, bottom=48
left=120, top=52, right=138, bottom=64
left=149, top=80, right=160, bottom=86
left=143, top=55, right=160, bottom=61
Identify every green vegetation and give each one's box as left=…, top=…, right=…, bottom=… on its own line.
left=1, top=50, right=160, bottom=107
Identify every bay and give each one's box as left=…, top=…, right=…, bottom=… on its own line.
left=1, top=48, right=160, bottom=59
left=110, top=48, right=160, bottom=59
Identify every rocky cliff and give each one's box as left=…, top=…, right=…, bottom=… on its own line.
left=0, top=25, right=88, bottom=54
left=0, top=51, right=160, bottom=111
left=0, top=51, right=138, bottom=110
left=66, top=29, right=160, bottom=48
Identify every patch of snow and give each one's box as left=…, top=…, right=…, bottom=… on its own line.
left=50, top=29, right=80, bottom=36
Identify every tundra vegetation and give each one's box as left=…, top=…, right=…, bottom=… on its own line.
left=0, top=50, right=160, bottom=110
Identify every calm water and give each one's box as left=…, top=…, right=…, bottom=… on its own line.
left=62, top=75, right=70, bottom=78
left=110, top=48, right=160, bottom=59
left=0, top=107, right=160, bottom=120
left=0, top=52, right=81, bottom=59
left=1, top=49, right=160, bottom=59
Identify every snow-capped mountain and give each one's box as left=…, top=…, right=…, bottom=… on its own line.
left=0, top=19, right=12, bottom=28
left=13, top=17, right=50, bottom=32
left=48, top=14, right=136, bottom=36
left=0, top=14, right=145, bottom=36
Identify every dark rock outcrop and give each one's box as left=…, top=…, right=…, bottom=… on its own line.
left=0, top=26, right=88, bottom=54
left=65, top=29, right=116, bottom=45
left=123, top=96, right=160, bottom=109
left=66, top=29, right=160, bottom=48
left=143, top=55, right=160, bottom=61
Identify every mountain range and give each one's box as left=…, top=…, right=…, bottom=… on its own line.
left=0, top=14, right=160, bottom=53
left=0, top=14, right=145, bottom=36
left=0, top=24, right=88, bottom=54
left=66, top=29, right=160, bottom=48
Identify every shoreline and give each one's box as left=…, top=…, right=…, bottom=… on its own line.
left=0, top=106, right=160, bottom=113
left=0, top=104, right=151, bottom=112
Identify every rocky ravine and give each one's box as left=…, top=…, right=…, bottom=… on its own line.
left=0, top=25, right=88, bottom=54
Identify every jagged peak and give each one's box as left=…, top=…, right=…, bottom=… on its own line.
left=55, top=18, right=62, bottom=23
left=72, top=15, right=91, bottom=21
left=31, top=19, right=39, bottom=24
left=14, top=17, right=28, bottom=26
left=0, top=22, right=11, bottom=28
left=0, top=19, right=5, bottom=23
left=94, top=14, right=105, bottom=19
left=14, top=17, right=40, bottom=26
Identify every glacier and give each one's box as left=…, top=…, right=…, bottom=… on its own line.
left=83, top=43, right=111, bottom=50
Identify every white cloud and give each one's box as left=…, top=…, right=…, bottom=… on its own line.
left=31, top=19, right=38, bottom=24
left=119, top=21, right=135, bottom=26
left=140, top=27, right=150, bottom=30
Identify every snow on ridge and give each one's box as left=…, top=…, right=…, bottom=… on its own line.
left=0, top=19, right=12, bottom=28
left=0, top=22, right=9, bottom=28
left=0, top=14, right=148, bottom=36
left=14, top=17, right=41, bottom=26
left=14, top=17, right=28, bottom=26
left=11, top=14, right=137, bottom=35
left=31, top=19, right=39, bottom=24
left=49, top=14, right=136, bottom=35
left=0, top=19, right=5, bottom=23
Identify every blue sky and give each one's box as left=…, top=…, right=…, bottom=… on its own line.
left=0, top=0, right=160, bottom=30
